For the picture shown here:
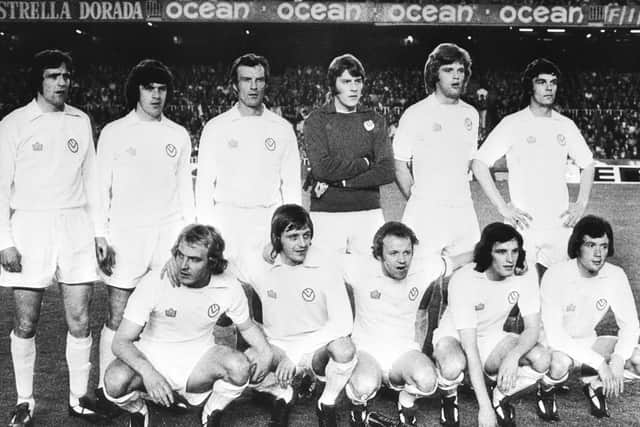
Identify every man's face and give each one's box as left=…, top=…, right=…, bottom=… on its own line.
left=488, top=239, right=520, bottom=280
left=280, top=226, right=312, bottom=266
left=40, top=63, right=71, bottom=110
left=530, top=73, right=557, bottom=108
left=380, top=235, right=414, bottom=281
left=334, top=70, right=363, bottom=112
left=235, top=65, right=266, bottom=110
left=577, top=234, right=609, bottom=276
left=175, top=240, right=210, bottom=287
left=137, top=82, right=167, bottom=120
left=435, top=61, right=465, bottom=100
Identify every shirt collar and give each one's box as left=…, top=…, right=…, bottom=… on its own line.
left=320, top=100, right=371, bottom=114
left=25, top=98, right=80, bottom=122
left=123, top=109, right=173, bottom=128
left=227, top=103, right=271, bottom=121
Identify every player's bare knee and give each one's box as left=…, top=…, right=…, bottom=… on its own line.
left=104, top=363, right=134, bottom=398
left=439, top=355, right=466, bottom=380
left=224, top=352, right=252, bottom=385
left=528, top=346, right=551, bottom=373
left=410, top=367, right=437, bottom=394
left=349, top=372, right=381, bottom=398
left=13, top=318, right=37, bottom=338
left=549, top=351, right=572, bottom=378
left=629, top=348, right=640, bottom=369
left=328, top=337, right=356, bottom=363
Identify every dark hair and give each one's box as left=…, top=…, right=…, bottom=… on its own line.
left=371, top=221, right=419, bottom=260
left=124, top=59, right=174, bottom=110
left=29, top=49, right=73, bottom=96
left=423, top=43, right=472, bottom=95
left=519, top=58, right=561, bottom=108
left=270, top=204, right=313, bottom=257
left=327, top=54, right=365, bottom=96
left=473, top=223, right=525, bottom=273
left=172, top=224, right=228, bottom=275
left=567, top=215, right=614, bottom=259
left=228, top=53, right=270, bottom=86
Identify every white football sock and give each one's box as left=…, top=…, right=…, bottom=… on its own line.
left=318, top=357, right=357, bottom=406
left=98, top=325, right=116, bottom=389
left=66, top=332, right=92, bottom=406
left=10, top=331, right=36, bottom=410
left=201, top=379, right=248, bottom=424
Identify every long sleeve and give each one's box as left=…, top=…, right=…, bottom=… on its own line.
left=303, top=111, right=369, bottom=182
left=178, top=130, right=196, bottom=223
left=96, top=127, right=114, bottom=235
left=308, top=269, right=353, bottom=344
left=540, top=270, right=604, bottom=370
left=0, top=119, right=16, bottom=250
left=611, top=271, right=640, bottom=361
left=344, top=117, right=394, bottom=188
left=279, top=125, right=302, bottom=205
left=195, top=123, right=217, bottom=226
left=82, top=119, right=106, bottom=238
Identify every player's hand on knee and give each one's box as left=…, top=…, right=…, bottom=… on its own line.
left=160, top=257, right=181, bottom=287
left=560, top=202, right=586, bottom=228
left=246, top=346, right=273, bottom=384
left=597, top=360, right=617, bottom=398
left=143, top=369, right=174, bottom=407
left=497, top=353, right=519, bottom=393
left=478, top=405, right=498, bottom=427
left=500, top=203, right=532, bottom=230
left=0, top=246, right=22, bottom=273
left=608, top=355, right=626, bottom=397
left=275, top=357, right=296, bottom=388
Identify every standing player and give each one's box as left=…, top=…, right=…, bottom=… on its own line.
left=196, top=53, right=301, bottom=261
left=102, top=224, right=273, bottom=427
left=472, top=58, right=596, bottom=277
left=394, top=43, right=480, bottom=258
left=95, top=59, right=195, bottom=404
left=432, top=223, right=550, bottom=427
left=343, top=222, right=472, bottom=427
left=0, top=50, right=109, bottom=425
left=538, top=216, right=640, bottom=421
left=304, top=54, right=394, bottom=255
left=239, top=204, right=356, bottom=427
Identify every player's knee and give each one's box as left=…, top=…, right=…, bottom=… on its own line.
left=328, top=337, right=356, bottom=363
left=14, top=319, right=37, bottom=338
left=224, top=352, right=252, bottom=386
left=529, top=347, right=551, bottom=373
left=439, top=355, right=466, bottom=380
left=104, top=364, right=134, bottom=398
left=549, top=351, right=572, bottom=378
left=349, top=373, right=381, bottom=398
left=66, top=310, right=90, bottom=337
left=410, top=368, right=437, bottom=394
left=629, top=348, right=640, bottom=368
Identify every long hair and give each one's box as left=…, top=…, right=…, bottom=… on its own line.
left=171, top=224, right=228, bottom=275
left=124, top=59, right=174, bottom=110
left=423, top=43, right=472, bottom=95
left=29, top=49, right=73, bottom=96
left=371, top=221, right=419, bottom=260
left=567, top=215, right=614, bottom=259
left=326, top=53, right=365, bottom=96
left=270, top=204, right=313, bottom=257
left=519, top=58, right=561, bottom=108
left=473, top=223, right=525, bottom=272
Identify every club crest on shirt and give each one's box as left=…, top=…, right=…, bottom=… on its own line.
left=363, top=120, right=375, bottom=132
left=165, top=308, right=177, bottom=318
left=301, top=287, right=315, bottom=302
left=408, top=287, right=419, bottom=301
left=126, top=146, right=136, bottom=157
left=370, top=290, right=381, bottom=300
left=475, top=303, right=485, bottom=311
left=432, top=122, right=442, bottom=132
left=67, top=138, right=79, bottom=153
left=565, top=304, right=576, bottom=312
left=208, top=304, right=220, bottom=318
left=228, top=139, right=239, bottom=148
left=557, top=134, right=567, bottom=146
left=32, top=142, right=43, bottom=152
left=526, top=136, right=536, bottom=144
left=264, top=138, right=276, bottom=151
left=464, top=117, right=473, bottom=131
left=596, top=298, right=608, bottom=311
left=267, top=289, right=277, bottom=299
left=165, top=143, right=177, bottom=158
left=507, top=290, right=520, bottom=304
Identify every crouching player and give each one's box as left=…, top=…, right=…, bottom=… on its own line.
left=344, top=222, right=472, bottom=427
left=238, top=204, right=357, bottom=427
left=538, top=215, right=640, bottom=421
left=103, top=224, right=273, bottom=427
left=432, top=223, right=550, bottom=427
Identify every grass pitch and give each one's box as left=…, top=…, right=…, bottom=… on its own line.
left=1, top=182, right=639, bottom=426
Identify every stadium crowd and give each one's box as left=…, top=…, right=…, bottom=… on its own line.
left=1, top=63, right=639, bottom=160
